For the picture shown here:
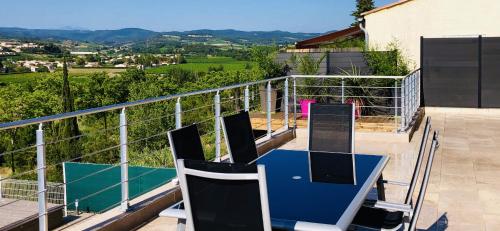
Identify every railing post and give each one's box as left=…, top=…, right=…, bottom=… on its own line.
left=406, top=76, right=411, bottom=126
left=175, top=98, right=182, bottom=129
left=394, top=80, right=398, bottom=133
left=62, top=163, right=67, bottom=217
left=293, top=77, right=297, bottom=129
left=417, top=70, right=421, bottom=108
left=244, top=86, right=250, bottom=112
left=214, top=92, right=221, bottom=162
left=408, top=75, right=412, bottom=117
left=409, top=75, right=412, bottom=117
left=341, top=77, right=345, bottom=104
left=284, top=78, right=289, bottom=129
left=36, top=123, right=48, bottom=231
left=400, top=78, right=406, bottom=131
left=405, top=77, right=409, bottom=128
left=266, top=81, right=272, bottom=138
left=119, top=108, right=129, bottom=212
left=411, top=73, right=416, bottom=115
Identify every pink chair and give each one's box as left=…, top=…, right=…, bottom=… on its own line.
left=299, top=99, right=316, bottom=118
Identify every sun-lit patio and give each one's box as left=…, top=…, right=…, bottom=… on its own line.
left=136, top=108, right=500, bottom=231
left=3, top=72, right=500, bottom=231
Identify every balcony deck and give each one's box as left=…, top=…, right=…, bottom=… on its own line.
left=249, top=112, right=398, bottom=133
left=137, top=108, right=500, bottom=231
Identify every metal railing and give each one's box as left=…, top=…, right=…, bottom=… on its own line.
left=0, top=71, right=420, bottom=231
left=0, top=179, right=64, bottom=205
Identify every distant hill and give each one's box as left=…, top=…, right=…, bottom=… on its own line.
left=0, top=27, right=322, bottom=45
left=0, top=27, right=158, bottom=44
left=162, top=29, right=321, bottom=44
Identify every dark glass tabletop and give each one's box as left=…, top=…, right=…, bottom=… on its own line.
left=256, top=149, right=386, bottom=229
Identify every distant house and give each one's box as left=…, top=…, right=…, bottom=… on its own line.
left=84, top=62, right=100, bottom=68
left=30, top=66, right=38, bottom=72
left=360, top=0, right=500, bottom=66
left=70, top=51, right=98, bottom=56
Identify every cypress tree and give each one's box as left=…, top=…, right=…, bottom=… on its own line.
left=60, top=57, right=81, bottom=163
left=351, top=0, right=375, bottom=26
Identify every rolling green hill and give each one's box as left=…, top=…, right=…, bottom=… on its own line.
left=0, top=27, right=322, bottom=45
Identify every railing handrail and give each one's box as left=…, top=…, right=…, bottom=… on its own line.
left=0, top=76, right=287, bottom=131
left=406, top=68, right=421, bottom=77
left=0, top=74, right=412, bottom=131
left=291, top=75, right=406, bottom=79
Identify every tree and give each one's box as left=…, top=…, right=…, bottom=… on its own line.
left=208, top=65, right=224, bottom=72
left=250, top=46, right=287, bottom=79
left=59, top=57, right=81, bottom=164
left=37, top=66, right=50, bottom=73
left=43, top=43, right=62, bottom=54
left=76, top=57, right=86, bottom=66
left=86, top=54, right=98, bottom=63
left=351, top=0, right=375, bottom=26
left=176, top=54, right=187, bottom=64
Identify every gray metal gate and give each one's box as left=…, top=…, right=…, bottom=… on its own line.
left=421, top=36, right=500, bottom=108
left=481, top=38, right=500, bottom=108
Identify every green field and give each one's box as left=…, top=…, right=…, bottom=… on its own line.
left=69, top=68, right=127, bottom=76
left=0, top=72, right=89, bottom=85
left=146, top=56, right=255, bottom=74
left=0, top=57, right=254, bottom=85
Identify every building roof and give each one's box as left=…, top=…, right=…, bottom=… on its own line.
left=295, top=26, right=363, bottom=49
left=361, top=0, right=414, bottom=16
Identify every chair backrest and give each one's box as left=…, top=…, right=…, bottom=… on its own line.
left=221, top=111, right=258, bottom=164
left=308, top=151, right=357, bottom=185
left=167, top=124, right=206, bottom=168
left=308, top=103, right=355, bottom=153
left=408, top=131, right=439, bottom=231
left=177, top=159, right=271, bottom=231
left=405, top=117, right=432, bottom=204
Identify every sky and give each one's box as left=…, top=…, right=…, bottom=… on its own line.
left=0, top=0, right=395, bottom=33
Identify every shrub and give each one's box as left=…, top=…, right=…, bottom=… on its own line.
left=364, top=41, right=413, bottom=76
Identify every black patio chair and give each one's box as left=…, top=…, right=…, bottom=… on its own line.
left=167, top=124, right=206, bottom=169
left=308, top=103, right=355, bottom=153
left=176, top=159, right=271, bottom=231
left=221, top=111, right=259, bottom=164
left=309, top=151, right=357, bottom=185
left=375, top=117, right=432, bottom=202
left=351, top=131, right=440, bottom=231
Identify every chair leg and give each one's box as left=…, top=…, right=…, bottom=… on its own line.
left=177, top=218, right=186, bottom=231
left=376, top=174, right=386, bottom=201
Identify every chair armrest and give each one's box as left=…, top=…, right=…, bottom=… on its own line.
left=363, top=200, right=412, bottom=213
left=381, top=179, right=410, bottom=187
left=159, top=201, right=186, bottom=219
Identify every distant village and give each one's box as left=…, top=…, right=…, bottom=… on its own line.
left=0, top=40, right=183, bottom=73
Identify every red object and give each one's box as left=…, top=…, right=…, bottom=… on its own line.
left=299, top=99, right=316, bottom=118
left=346, top=98, right=363, bottom=119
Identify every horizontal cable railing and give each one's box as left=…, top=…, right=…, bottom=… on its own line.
left=0, top=73, right=421, bottom=231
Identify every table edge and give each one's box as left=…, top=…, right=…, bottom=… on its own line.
left=336, top=155, right=389, bottom=230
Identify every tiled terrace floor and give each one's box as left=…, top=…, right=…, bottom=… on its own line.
left=139, top=109, right=500, bottom=231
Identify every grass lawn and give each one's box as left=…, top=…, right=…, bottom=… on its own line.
left=146, top=56, right=255, bottom=74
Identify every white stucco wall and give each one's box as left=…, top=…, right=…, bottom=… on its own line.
left=364, top=0, right=500, bottom=68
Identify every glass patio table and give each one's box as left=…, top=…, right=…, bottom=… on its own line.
left=255, top=149, right=388, bottom=231
left=160, top=149, right=388, bottom=231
